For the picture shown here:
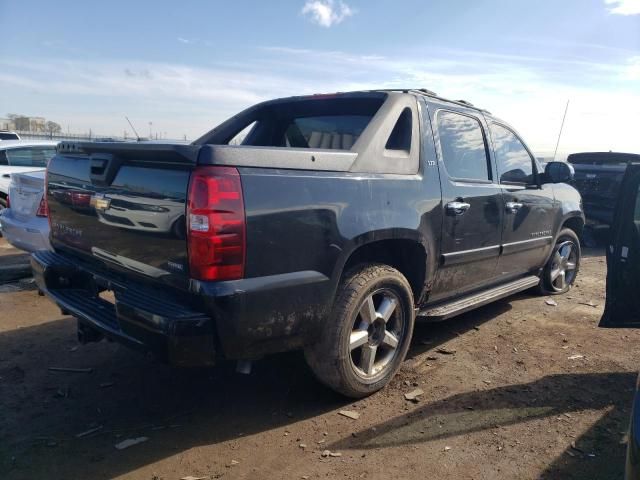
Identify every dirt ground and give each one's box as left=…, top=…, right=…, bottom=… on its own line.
left=1, top=237, right=639, bottom=480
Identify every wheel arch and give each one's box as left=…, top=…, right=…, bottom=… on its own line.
left=561, top=214, right=585, bottom=240
left=336, top=231, right=430, bottom=305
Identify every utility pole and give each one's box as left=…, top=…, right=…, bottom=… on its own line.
left=553, top=100, right=570, bottom=161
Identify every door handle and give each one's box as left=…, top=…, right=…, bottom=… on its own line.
left=446, top=201, right=471, bottom=215
left=505, top=201, right=523, bottom=213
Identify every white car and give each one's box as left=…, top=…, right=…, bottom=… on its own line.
left=0, top=170, right=51, bottom=252
left=96, top=193, right=186, bottom=236
left=0, top=140, right=58, bottom=209
left=0, top=131, right=21, bottom=140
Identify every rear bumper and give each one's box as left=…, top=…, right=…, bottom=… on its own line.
left=31, top=250, right=216, bottom=366
left=0, top=212, right=51, bottom=252
left=32, top=250, right=333, bottom=364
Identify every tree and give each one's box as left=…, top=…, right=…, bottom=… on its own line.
left=46, top=121, right=62, bottom=134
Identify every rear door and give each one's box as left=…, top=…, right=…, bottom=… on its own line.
left=600, top=164, right=640, bottom=328
left=490, top=123, right=555, bottom=280
left=427, top=102, right=504, bottom=300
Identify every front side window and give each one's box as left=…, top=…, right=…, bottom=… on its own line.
left=491, top=124, right=535, bottom=185
left=5, top=147, right=56, bottom=167
left=437, top=111, right=490, bottom=181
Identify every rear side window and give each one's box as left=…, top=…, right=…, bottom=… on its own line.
left=385, top=107, right=412, bottom=152
left=437, top=111, right=490, bottom=181
left=0, top=151, right=8, bottom=165
left=5, top=147, right=56, bottom=167
left=491, top=124, right=535, bottom=185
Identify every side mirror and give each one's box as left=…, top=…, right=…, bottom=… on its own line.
left=544, top=161, right=574, bottom=184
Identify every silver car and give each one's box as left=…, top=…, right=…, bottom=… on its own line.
left=0, top=170, right=51, bottom=252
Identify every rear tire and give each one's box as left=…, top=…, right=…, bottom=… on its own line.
left=304, top=263, right=415, bottom=398
left=538, top=228, right=581, bottom=295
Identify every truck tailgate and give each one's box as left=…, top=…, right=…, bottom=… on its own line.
left=47, top=142, right=198, bottom=289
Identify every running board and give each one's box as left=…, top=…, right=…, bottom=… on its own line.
left=418, top=275, right=540, bottom=322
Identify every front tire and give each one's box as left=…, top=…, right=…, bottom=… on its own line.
left=539, top=228, right=581, bottom=295
left=305, top=263, right=415, bottom=398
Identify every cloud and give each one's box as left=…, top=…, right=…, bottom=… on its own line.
left=301, top=0, right=354, bottom=27
left=605, top=0, right=640, bottom=15
left=1, top=46, right=639, bottom=152
left=177, top=37, right=193, bottom=44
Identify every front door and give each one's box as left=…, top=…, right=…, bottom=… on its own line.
left=428, top=104, right=504, bottom=300
left=490, top=123, right=555, bottom=281
left=600, top=164, right=640, bottom=328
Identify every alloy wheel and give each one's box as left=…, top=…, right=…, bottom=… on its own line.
left=348, top=288, right=405, bottom=380
left=550, top=240, right=578, bottom=291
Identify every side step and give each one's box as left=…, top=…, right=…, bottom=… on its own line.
left=418, top=275, right=540, bottom=322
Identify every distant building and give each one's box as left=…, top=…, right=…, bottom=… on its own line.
left=0, top=117, right=15, bottom=131
left=9, top=116, right=46, bottom=132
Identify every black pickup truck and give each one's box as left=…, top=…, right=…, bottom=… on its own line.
left=32, top=89, right=584, bottom=397
left=569, top=152, right=640, bottom=227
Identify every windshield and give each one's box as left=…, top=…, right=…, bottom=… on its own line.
left=5, top=147, right=56, bottom=167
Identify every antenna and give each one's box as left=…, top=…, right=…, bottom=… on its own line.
left=125, top=116, right=141, bottom=141
left=553, top=100, right=570, bottom=161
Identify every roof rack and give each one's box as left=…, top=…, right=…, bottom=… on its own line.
left=409, top=89, right=492, bottom=114
left=365, top=88, right=492, bottom=114
left=416, top=88, right=438, bottom=96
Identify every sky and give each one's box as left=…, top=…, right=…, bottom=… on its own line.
left=0, top=0, right=639, bottom=156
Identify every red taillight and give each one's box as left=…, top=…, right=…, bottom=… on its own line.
left=187, top=166, right=245, bottom=281
left=5, top=195, right=9, bottom=209
left=36, top=196, right=48, bottom=217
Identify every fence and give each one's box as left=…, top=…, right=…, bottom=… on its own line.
left=15, top=131, right=128, bottom=142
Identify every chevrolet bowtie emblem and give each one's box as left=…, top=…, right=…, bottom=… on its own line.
left=90, top=194, right=111, bottom=211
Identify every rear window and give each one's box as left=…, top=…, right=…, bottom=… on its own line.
left=226, top=97, right=384, bottom=150
left=284, top=115, right=369, bottom=150
left=568, top=152, right=639, bottom=166
left=5, top=147, right=56, bottom=167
